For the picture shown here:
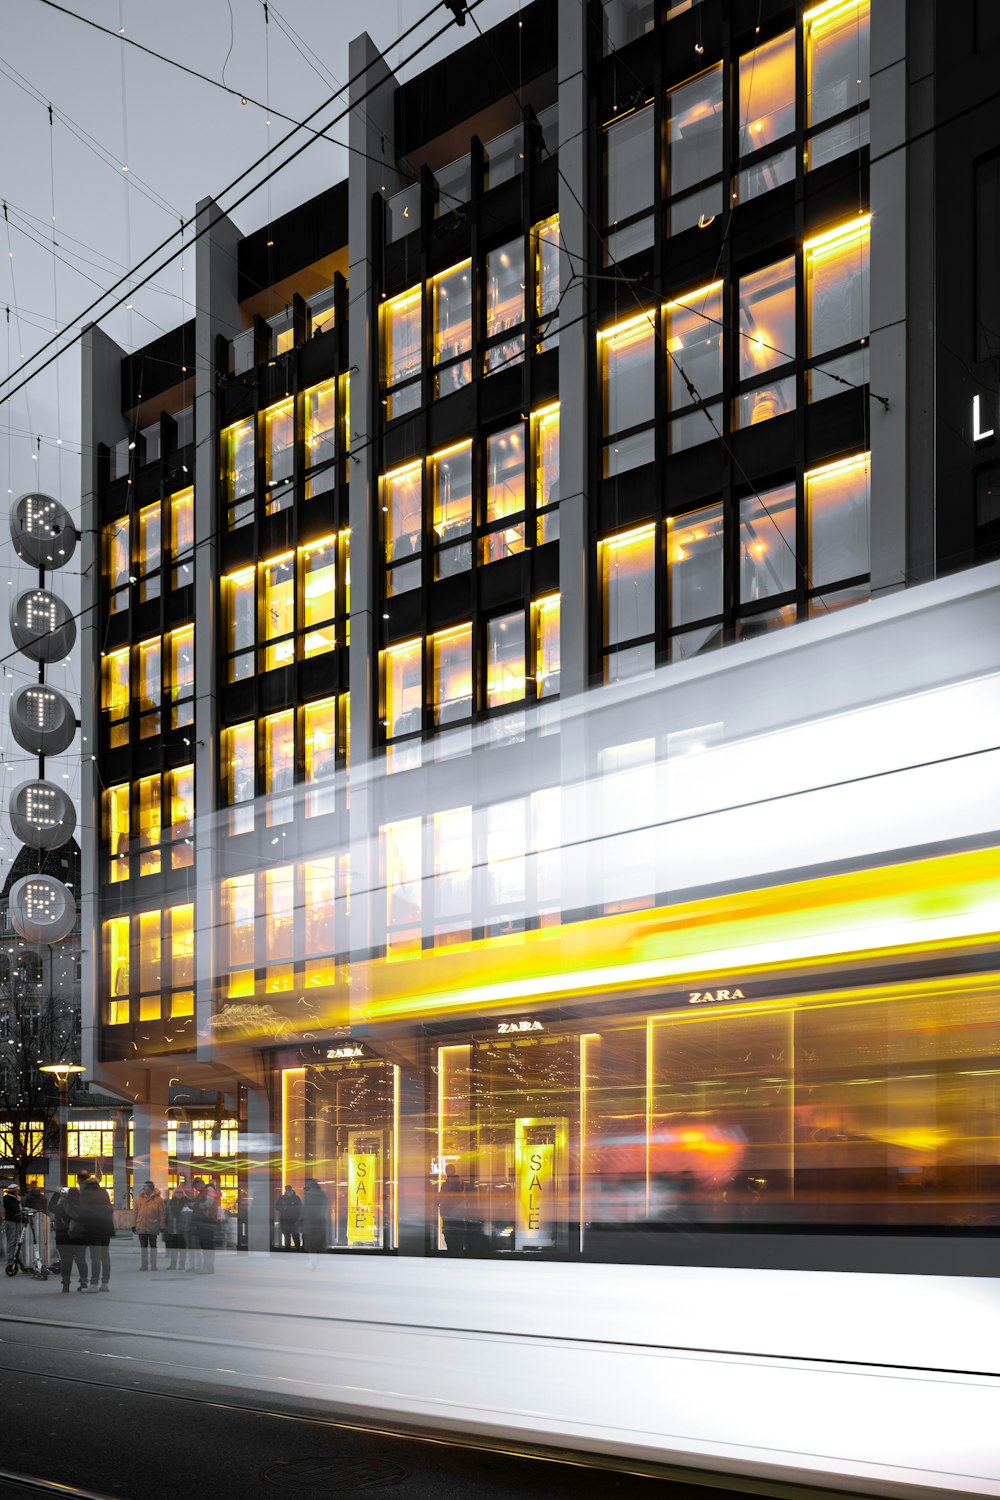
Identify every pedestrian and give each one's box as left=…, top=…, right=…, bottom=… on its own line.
left=0, top=1182, right=6, bottom=1262
left=165, top=1184, right=191, bottom=1270
left=190, top=1178, right=219, bottom=1274
left=78, top=1170, right=115, bottom=1292
left=2, top=1183, right=21, bottom=1263
left=275, top=1185, right=303, bottom=1250
left=301, top=1179, right=329, bottom=1268
left=135, top=1180, right=165, bottom=1270
left=53, top=1188, right=89, bottom=1293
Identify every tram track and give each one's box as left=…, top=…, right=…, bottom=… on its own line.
left=0, top=1471, right=123, bottom=1500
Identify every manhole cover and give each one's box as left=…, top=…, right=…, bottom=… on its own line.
left=262, top=1457, right=411, bottom=1491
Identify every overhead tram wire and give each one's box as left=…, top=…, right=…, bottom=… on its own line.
left=0, top=0, right=469, bottom=410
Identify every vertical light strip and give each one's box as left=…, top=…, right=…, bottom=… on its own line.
left=788, top=1011, right=796, bottom=1202
left=579, top=1033, right=600, bottom=1251
left=281, top=1067, right=305, bottom=1196
left=645, top=1018, right=654, bottom=1218
left=392, top=1063, right=400, bottom=1248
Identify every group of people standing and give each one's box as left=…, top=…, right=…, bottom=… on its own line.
left=274, top=1180, right=329, bottom=1252
left=51, top=1172, right=116, bottom=1292
left=145, top=1178, right=223, bottom=1274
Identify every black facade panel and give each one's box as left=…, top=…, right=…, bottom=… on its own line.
left=531, top=348, right=559, bottom=408
left=478, top=553, right=526, bottom=613
left=121, top=321, right=195, bottom=414
left=804, top=389, right=868, bottom=470
left=479, top=366, right=523, bottom=426
left=260, top=510, right=297, bottom=559
left=165, top=585, right=195, bottom=630
left=429, top=572, right=475, bottom=631
left=803, top=159, right=870, bottom=236
left=221, top=528, right=258, bottom=575
left=299, top=328, right=340, bottom=386
left=383, top=232, right=423, bottom=296
left=426, top=215, right=474, bottom=278
left=730, top=187, right=797, bottom=266
left=731, top=410, right=797, bottom=486
left=598, top=465, right=657, bottom=532
left=260, top=665, right=296, bottom=713
left=426, top=388, right=477, bottom=452
left=222, top=679, right=256, bottom=725
left=300, top=655, right=339, bottom=703
left=534, top=540, right=559, bottom=595
left=238, top=181, right=349, bottom=301
left=385, top=591, right=422, bottom=643
left=664, top=440, right=727, bottom=510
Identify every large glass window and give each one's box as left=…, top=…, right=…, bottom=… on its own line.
left=604, top=104, right=654, bottom=262
left=484, top=240, right=525, bottom=374
left=137, top=637, right=161, bottom=740
left=483, top=425, right=526, bottom=563
left=667, top=65, right=724, bottom=234
left=383, top=461, right=422, bottom=595
left=301, top=537, right=337, bottom=658
left=534, top=215, right=560, bottom=350
left=265, top=398, right=295, bottom=514
left=106, top=516, right=130, bottom=613
left=166, top=765, right=194, bottom=870
left=223, top=874, right=255, bottom=980
left=103, top=647, right=129, bottom=747
left=167, top=904, right=194, bottom=1006
left=533, top=404, right=560, bottom=543
left=382, top=286, right=422, bottom=419
left=226, top=567, right=255, bottom=682
left=534, top=595, right=561, bottom=699
left=264, top=710, right=295, bottom=825
left=432, top=625, right=473, bottom=726
left=601, top=524, right=655, bottom=680
left=170, top=487, right=194, bottom=589
left=806, top=453, right=870, bottom=590
left=601, top=314, right=655, bottom=474
left=738, top=30, right=795, bottom=160
left=666, top=502, right=725, bottom=651
left=487, top=612, right=525, bottom=709
left=304, top=696, right=338, bottom=817
left=737, top=257, right=796, bottom=427
left=105, top=915, right=130, bottom=1024
left=740, top=483, right=797, bottom=604
left=105, top=783, right=129, bottom=884
left=665, top=280, right=723, bottom=451
left=432, top=441, right=472, bottom=578
left=224, top=417, right=255, bottom=530
left=137, top=774, right=161, bottom=877
left=265, top=865, right=295, bottom=970
left=384, top=639, right=422, bottom=740
left=304, top=379, right=337, bottom=468
left=806, top=0, right=870, bottom=169
left=263, top=553, right=295, bottom=671
left=137, top=503, right=161, bottom=602
left=432, top=261, right=472, bottom=396
left=169, top=625, right=194, bottom=728
left=806, top=215, right=870, bottom=399
left=223, top=721, right=255, bottom=834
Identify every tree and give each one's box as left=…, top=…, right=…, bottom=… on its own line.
left=0, top=943, right=80, bottom=1190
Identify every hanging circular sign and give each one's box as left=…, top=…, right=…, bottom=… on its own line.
left=9, top=588, right=76, bottom=661
left=9, top=779, right=77, bottom=849
left=8, top=874, right=77, bottom=944
left=9, top=492, right=77, bottom=568
left=8, top=682, right=77, bottom=756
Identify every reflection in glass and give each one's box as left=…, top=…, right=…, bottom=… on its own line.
left=806, top=216, right=870, bottom=357
left=735, top=374, right=795, bottom=428
left=431, top=442, right=472, bottom=563
left=667, top=503, right=724, bottom=627
left=106, top=515, right=130, bottom=611
left=385, top=640, right=422, bottom=739
left=433, top=625, right=473, bottom=725
left=433, top=261, right=472, bottom=394
left=105, top=783, right=129, bottom=883
left=138, top=637, right=161, bottom=739
left=806, top=0, right=870, bottom=129
left=103, top=647, right=129, bottom=748
left=605, top=105, right=654, bottom=229
left=170, top=625, right=194, bottom=728
left=534, top=595, right=561, bottom=699
left=383, top=287, right=422, bottom=418
left=263, top=554, right=295, bottom=671
left=737, top=145, right=796, bottom=202
left=138, top=504, right=161, bottom=602
left=806, top=452, right=870, bottom=589
left=304, top=380, right=337, bottom=468
left=601, top=314, right=655, bottom=438
left=602, top=524, right=655, bottom=648
left=265, top=710, right=294, bottom=826
left=665, top=281, right=723, bottom=410
left=487, top=612, right=525, bottom=708
left=225, top=417, right=255, bottom=528
left=224, top=721, right=255, bottom=833
left=534, top=215, right=560, bottom=349
left=739, top=484, right=797, bottom=601
left=668, top=65, right=723, bottom=200
left=302, top=538, right=337, bottom=657
left=739, top=257, right=795, bottom=380
left=383, top=462, right=422, bottom=565
left=227, top=568, right=255, bottom=681
left=170, top=488, right=194, bottom=589
left=738, top=30, right=794, bottom=156
left=304, top=697, right=338, bottom=817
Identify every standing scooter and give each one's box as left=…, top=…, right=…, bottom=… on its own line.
left=3, top=1208, right=49, bottom=1279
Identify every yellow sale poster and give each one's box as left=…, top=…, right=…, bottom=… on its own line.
left=347, top=1152, right=379, bottom=1245
left=517, top=1141, right=554, bottom=1247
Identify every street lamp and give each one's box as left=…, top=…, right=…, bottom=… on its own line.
left=39, top=1063, right=84, bottom=1188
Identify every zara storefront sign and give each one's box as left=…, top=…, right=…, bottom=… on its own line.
left=326, top=1045, right=364, bottom=1060
left=497, top=1020, right=544, bottom=1034
left=688, top=988, right=746, bottom=1005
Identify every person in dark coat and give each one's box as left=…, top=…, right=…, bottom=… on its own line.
left=190, top=1179, right=219, bottom=1275
left=53, top=1188, right=89, bottom=1292
left=78, top=1172, right=115, bottom=1291
left=301, top=1179, right=330, bottom=1262
left=2, top=1184, right=20, bottom=1262
left=165, top=1185, right=191, bottom=1271
left=275, top=1186, right=302, bottom=1250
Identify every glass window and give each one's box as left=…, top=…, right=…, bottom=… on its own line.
left=383, top=287, right=422, bottom=419
left=105, top=783, right=129, bottom=884
left=265, top=866, right=295, bottom=964
left=265, top=398, right=294, bottom=512
left=483, top=425, right=526, bottom=563
left=106, top=516, right=130, bottom=611
left=740, top=483, right=797, bottom=602
left=432, top=809, right=472, bottom=937
left=226, top=568, right=255, bottom=681
left=105, top=916, right=130, bottom=1021
left=605, top=104, right=654, bottom=230
left=304, top=379, right=336, bottom=468
left=168, top=903, right=194, bottom=992
left=432, top=261, right=472, bottom=395
left=667, top=502, right=725, bottom=627
left=223, top=874, right=255, bottom=972
left=534, top=215, right=560, bottom=349
left=264, top=710, right=294, bottom=825
left=385, top=817, right=421, bottom=948
left=304, top=858, right=338, bottom=955
left=432, top=625, right=473, bottom=726
left=485, top=122, right=524, bottom=189
left=806, top=216, right=871, bottom=359
left=224, top=417, right=255, bottom=529
left=166, top=765, right=194, bottom=870
left=223, top=721, right=255, bottom=833
left=137, top=504, right=161, bottom=601
left=534, top=595, right=561, bottom=699
left=301, top=537, right=337, bottom=658
left=137, top=637, right=161, bottom=739
left=485, top=240, right=525, bottom=373
left=602, top=524, right=655, bottom=648
left=665, top=280, right=723, bottom=410
left=307, top=284, right=336, bottom=336
left=384, top=639, right=422, bottom=740
left=431, top=441, right=472, bottom=578
left=667, top=65, right=723, bottom=225
left=304, top=696, right=337, bottom=817
left=262, top=553, right=295, bottom=671
left=806, top=0, right=870, bottom=129
left=601, top=314, right=655, bottom=456
left=383, top=462, right=422, bottom=584
left=739, top=257, right=795, bottom=380
left=806, top=452, right=870, bottom=588
left=170, top=487, right=194, bottom=589
left=137, top=774, right=161, bottom=877
left=533, top=404, right=560, bottom=543
left=487, top=612, right=526, bottom=709
left=169, top=625, right=194, bottom=728
left=103, top=647, right=129, bottom=747
left=739, top=30, right=794, bottom=157
left=738, top=145, right=797, bottom=204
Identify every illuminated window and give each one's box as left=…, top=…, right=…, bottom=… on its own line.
left=105, top=783, right=129, bottom=884
left=264, top=710, right=294, bottom=825
left=169, top=625, right=194, bottom=728
left=487, top=612, right=525, bottom=708
left=192, top=1120, right=214, bottom=1157
left=105, top=516, right=130, bottom=613
left=738, top=29, right=794, bottom=160
left=137, top=503, right=161, bottom=602
left=166, top=765, right=194, bottom=870
left=737, top=257, right=796, bottom=427
left=105, top=916, right=130, bottom=1023
left=534, top=215, right=560, bottom=351
left=341, top=372, right=350, bottom=455
left=533, top=404, right=560, bottom=544
left=223, top=874, right=255, bottom=975
left=667, top=64, right=724, bottom=234
left=604, top=104, right=654, bottom=261
left=383, top=461, right=422, bottom=595
left=534, top=595, right=561, bottom=699
left=137, top=774, right=162, bottom=877
left=308, top=283, right=336, bottom=336
left=304, top=858, right=337, bottom=955
left=217, top=1118, right=239, bottom=1156
left=170, top=486, right=194, bottom=588
left=483, top=425, right=526, bottom=563
left=103, top=647, right=130, bottom=748
left=805, top=216, right=871, bottom=401
left=665, top=281, right=723, bottom=452
left=600, top=315, right=655, bottom=475
left=264, top=398, right=294, bottom=514
left=301, top=537, right=337, bottom=657
left=432, top=261, right=472, bottom=396
left=806, top=0, right=871, bottom=169
left=601, top=524, right=655, bottom=680
left=342, top=531, right=351, bottom=641
left=740, top=483, right=797, bottom=604
left=304, top=696, right=337, bottom=817
left=67, top=1120, right=115, bottom=1158
left=137, top=637, right=161, bottom=740
left=433, top=806, right=472, bottom=940
left=138, top=910, right=161, bottom=1021
left=167, top=902, right=194, bottom=994
left=224, top=417, right=255, bottom=529
left=484, top=239, right=525, bottom=374
left=431, top=441, right=472, bottom=578
left=226, top=567, right=255, bottom=682
left=385, top=817, right=421, bottom=950
left=432, top=625, right=473, bottom=726
left=0, top=1121, right=45, bottom=1157
left=223, top=721, right=255, bottom=834
left=382, top=286, right=422, bottom=419
left=384, top=639, right=422, bottom=740
left=265, top=864, right=295, bottom=965
left=304, top=379, right=336, bottom=469
left=667, top=502, right=725, bottom=653
left=262, top=553, right=295, bottom=671
left=806, top=453, right=870, bottom=590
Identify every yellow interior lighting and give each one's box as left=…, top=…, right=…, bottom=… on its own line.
left=384, top=637, right=421, bottom=659
left=430, top=439, right=473, bottom=463
left=805, top=451, right=871, bottom=485
left=664, top=279, right=724, bottom=312
left=804, top=213, right=872, bottom=258
left=601, top=97, right=653, bottom=130
left=383, top=458, right=423, bottom=484
left=433, top=622, right=472, bottom=646
left=803, top=0, right=864, bottom=30
left=532, top=401, right=560, bottom=424
left=385, top=286, right=421, bottom=310
left=430, top=259, right=471, bottom=283
left=601, top=522, right=656, bottom=552
left=598, top=311, right=655, bottom=343
left=225, top=565, right=255, bottom=585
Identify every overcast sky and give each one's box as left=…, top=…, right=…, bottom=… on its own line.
left=0, top=0, right=521, bottom=878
